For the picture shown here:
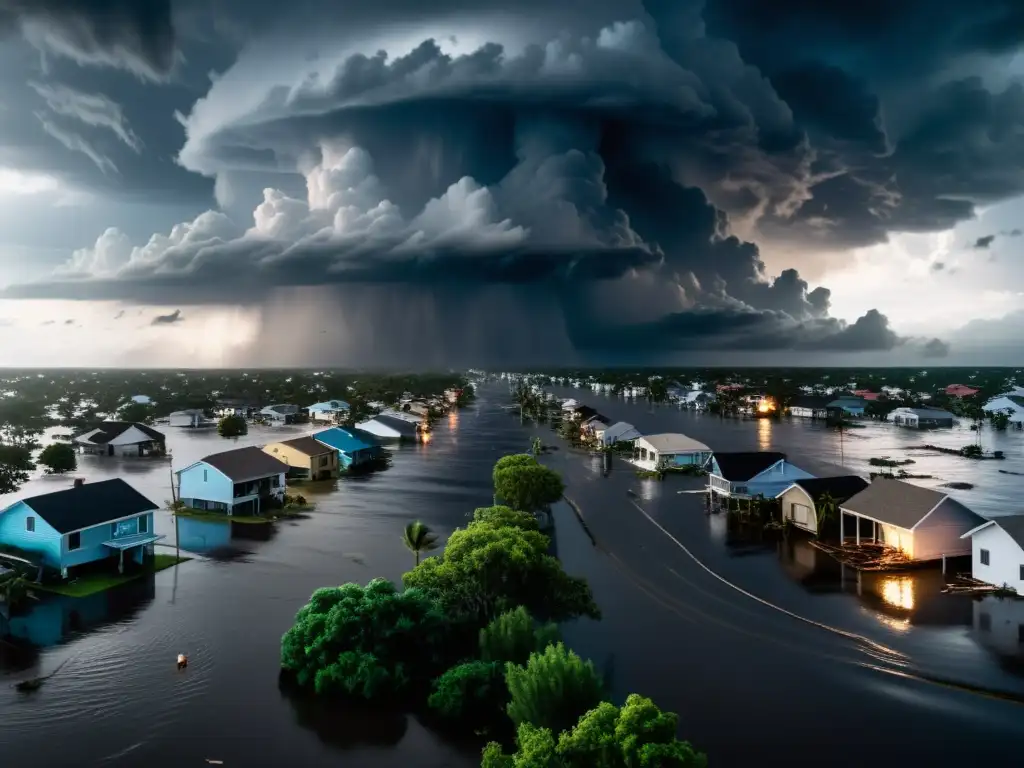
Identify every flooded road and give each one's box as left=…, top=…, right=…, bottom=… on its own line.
left=1, top=384, right=1023, bottom=767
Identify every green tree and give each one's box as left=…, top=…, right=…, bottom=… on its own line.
left=402, top=520, right=440, bottom=566
left=280, top=579, right=450, bottom=699
left=0, top=444, right=34, bottom=494
left=38, top=443, right=77, bottom=474
left=480, top=606, right=561, bottom=667
left=402, top=520, right=599, bottom=627
left=0, top=573, right=30, bottom=612
left=119, top=402, right=155, bottom=424
left=989, top=411, right=1011, bottom=431
left=472, top=506, right=540, bottom=532
left=483, top=694, right=707, bottom=768
left=531, top=437, right=544, bottom=456
left=493, top=453, right=540, bottom=483
left=427, top=660, right=507, bottom=731
left=505, top=642, right=605, bottom=736
left=647, top=378, right=669, bottom=404
left=493, top=461, right=565, bottom=515
left=815, top=492, right=839, bottom=539
left=217, top=414, right=248, bottom=437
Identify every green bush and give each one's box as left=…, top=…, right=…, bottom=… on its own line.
left=480, top=606, right=561, bottom=666
left=38, top=443, right=77, bottom=474
left=505, top=642, right=605, bottom=736
left=427, top=660, right=507, bottom=731
left=280, top=579, right=450, bottom=700
left=218, top=414, right=248, bottom=437
left=493, top=463, right=565, bottom=513
left=472, top=505, right=540, bottom=532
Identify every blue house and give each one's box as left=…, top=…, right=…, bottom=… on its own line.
left=176, top=446, right=287, bottom=516
left=312, top=427, right=381, bottom=468
left=0, top=479, right=161, bottom=579
left=706, top=452, right=816, bottom=503
left=826, top=397, right=867, bottom=418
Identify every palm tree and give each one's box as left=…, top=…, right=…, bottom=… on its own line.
left=816, top=492, right=839, bottom=539
left=402, top=520, right=439, bottom=566
left=0, top=574, right=29, bottom=611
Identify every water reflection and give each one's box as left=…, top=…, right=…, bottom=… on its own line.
left=1, top=578, right=155, bottom=651
left=281, top=684, right=409, bottom=750
left=973, top=598, right=1024, bottom=674
left=175, top=517, right=271, bottom=558
left=879, top=576, right=915, bottom=611
left=757, top=418, right=772, bottom=451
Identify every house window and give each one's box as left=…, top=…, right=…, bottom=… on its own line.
left=980, top=548, right=990, bottom=566
left=791, top=503, right=811, bottom=526
left=68, top=531, right=81, bottom=551
left=203, top=469, right=208, bottom=482
left=25, top=516, right=35, bottom=532
left=139, top=515, right=149, bottom=534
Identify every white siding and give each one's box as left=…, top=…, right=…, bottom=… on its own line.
left=913, top=498, right=980, bottom=560
left=355, top=419, right=402, bottom=439
left=779, top=486, right=817, bottom=534
left=968, top=524, right=1024, bottom=593
left=109, top=425, right=159, bottom=446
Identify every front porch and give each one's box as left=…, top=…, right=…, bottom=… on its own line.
left=102, top=533, right=165, bottom=574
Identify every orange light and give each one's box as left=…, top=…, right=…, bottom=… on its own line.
left=757, top=398, right=776, bottom=414
left=420, top=430, right=432, bottom=444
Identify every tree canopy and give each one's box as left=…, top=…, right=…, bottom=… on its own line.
left=493, top=457, right=565, bottom=514
left=483, top=694, right=708, bottom=768
left=0, top=445, right=34, bottom=494
left=280, top=578, right=451, bottom=700
left=218, top=414, right=248, bottom=437
left=38, top=443, right=77, bottom=474
left=472, top=505, right=540, bottom=532
left=505, top=642, right=605, bottom=736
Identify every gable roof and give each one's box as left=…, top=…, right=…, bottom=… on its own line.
left=371, top=414, right=420, bottom=434
left=840, top=478, right=947, bottom=529
left=712, top=452, right=786, bottom=481
left=642, top=433, right=711, bottom=453
left=604, top=422, right=642, bottom=442
left=962, top=514, right=1024, bottom=549
left=276, top=436, right=335, bottom=457
left=313, top=427, right=375, bottom=454
left=788, top=476, right=869, bottom=505
left=74, top=421, right=165, bottom=444
left=19, top=479, right=158, bottom=534
left=895, top=407, right=955, bottom=418
left=309, top=400, right=350, bottom=411
left=195, top=446, right=288, bottom=481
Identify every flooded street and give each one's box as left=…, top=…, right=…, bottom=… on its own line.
left=2, top=384, right=1024, bottom=767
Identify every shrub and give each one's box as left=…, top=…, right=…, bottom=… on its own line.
left=38, top=443, right=77, bottom=474
left=472, top=505, right=540, bottom=532
left=480, top=606, right=561, bottom=666
left=218, top=414, right=248, bottom=437
left=427, top=660, right=507, bottom=731
left=505, top=642, right=605, bottom=736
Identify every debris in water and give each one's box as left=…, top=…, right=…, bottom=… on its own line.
left=941, top=482, right=975, bottom=490
left=177, top=653, right=188, bottom=670
left=13, top=657, right=72, bottom=693
left=205, top=760, right=224, bottom=765
left=943, top=575, right=1018, bottom=597
left=810, top=540, right=913, bottom=571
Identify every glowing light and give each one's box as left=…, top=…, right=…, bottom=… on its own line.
left=448, top=411, right=458, bottom=430
left=420, top=430, right=432, bottom=444
left=880, top=576, right=915, bottom=611
left=757, top=397, right=776, bottom=414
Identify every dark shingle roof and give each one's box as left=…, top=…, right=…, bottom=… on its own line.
left=21, top=478, right=158, bottom=534
left=573, top=405, right=599, bottom=420
left=791, top=396, right=830, bottom=409
left=373, top=414, right=419, bottom=434
left=792, top=476, right=869, bottom=505
left=76, top=421, right=165, bottom=444
left=988, top=514, right=1024, bottom=549
left=197, top=446, right=288, bottom=481
left=712, top=452, right=787, bottom=480
left=278, top=436, right=334, bottom=456
left=840, top=478, right=947, bottom=529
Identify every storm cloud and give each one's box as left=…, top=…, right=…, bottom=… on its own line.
left=9, top=0, right=1024, bottom=364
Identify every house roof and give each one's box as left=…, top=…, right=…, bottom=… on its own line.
left=19, top=478, right=158, bottom=534
left=642, top=433, right=711, bottom=453
left=827, top=397, right=867, bottom=407
left=840, top=478, right=947, bottom=529
left=573, top=405, right=599, bottom=420
left=896, top=407, right=955, bottom=418
left=74, top=421, right=165, bottom=444
left=313, top=427, right=376, bottom=454
left=962, top=514, right=1024, bottom=549
left=277, top=436, right=335, bottom=457
left=712, top=452, right=786, bottom=480
left=197, top=446, right=288, bottom=480
left=788, top=476, right=869, bottom=505
left=372, top=414, right=419, bottom=433
left=604, top=422, right=641, bottom=441
left=309, top=400, right=350, bottom=411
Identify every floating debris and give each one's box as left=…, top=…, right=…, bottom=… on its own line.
left=942, top=575, right=1018, bottom=597
left=941, top=482, right=975, bottom=490
left=810, top=540, right=913, bottom=572
left=13, top=657, right=71, bottom=694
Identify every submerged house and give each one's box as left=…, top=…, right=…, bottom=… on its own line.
left=0, top=479, right=161, bottom=578
left=774, top=476, right=870, bottom=536
left=356, top=413, right=420, bottom=441
left=632, top=433, right=712, bottom=472
left=307, top=400, right=350, bottom=424
left=707, top=452, right=815, bottom=501
left=313, top=427, right=382, bottom=468
left=260, top=404, right=301, bottom=425
left=600, top=421, right=642, bottom=447
left=887, top=407, right=956, bottom=429
left=960, top=514, right=1024, bottom=593
left=982, top=395, right=1024, bottom=430
left=788, top=396, right=830, bottom=419
left=73, top=421, right=166, bottom=457
left=176, top=446, right=288, bottom=516
left=168, top=409, right=210, bottom=428
left=839, top=478, right=984, bottom=561
left=826, top=396, right=867, bottom=419
left=263, top=436, right=339, bottom=480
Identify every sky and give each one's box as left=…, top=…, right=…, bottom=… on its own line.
left=0, top=0, right=1023, bottom=368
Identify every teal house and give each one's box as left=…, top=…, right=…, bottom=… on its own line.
left=0, top=479, right=161, bottom=579
left=826, top=396, right=867, bottom=419
left=312, top=427, right=381, bottom=468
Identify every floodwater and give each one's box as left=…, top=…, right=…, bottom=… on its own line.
left=1, top=385, right=1023, bottom=767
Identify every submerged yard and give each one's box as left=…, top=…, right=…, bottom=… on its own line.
left=35, top=554, right=191, bottom=597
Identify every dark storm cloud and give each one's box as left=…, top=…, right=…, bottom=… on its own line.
left=974, top=234, right=996, bottom=248
left=63, top=318, right=74, bottom=324
left=150, top=308, right=183, bottom=324
left=0, top=0, right=178, bottom=80
left=922, top=337, right=951, bottom=358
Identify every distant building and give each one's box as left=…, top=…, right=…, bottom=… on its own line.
left=945, top=384, right=980, bottom=398
left=73, top=421, right=166, bottom=457
left=961, top=514, right=1024, bottom=594
left=632, top=433, right=712, bottom=472
left=887, top=407, right=955, bottom=429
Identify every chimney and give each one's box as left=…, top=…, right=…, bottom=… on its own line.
left=73, top=478, right=85, bottom=488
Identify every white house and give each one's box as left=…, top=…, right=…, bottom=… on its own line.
left=561, top=399, right=580, bottom=412
left=260, top=404, right=300, bottom=424
left=774, top=476, right=869, bottom=536
left=632, top=433, right=712, bottom=471
left=887, top=407, right=955, bottom=428
left=960, top=514, right=1024, bottom=593
left=788, top=396, right=830, bottom=419
left=73, top=421, right=166, bottom=457
left=839, top=478, right=984, bottom=561
left=707, top=452, right=815, bottom=501
left=307, top=399, right=350, bottom=424
left=168, top=409, right=209, bottom=428
left=581, top=416, right=611, bottom=442
left=983, top=395, right=1024, bottom=430
left=601, top=421, right=642, bottom=447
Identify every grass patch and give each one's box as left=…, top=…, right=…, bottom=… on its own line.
left=35, top=555, right=192, bottom=598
